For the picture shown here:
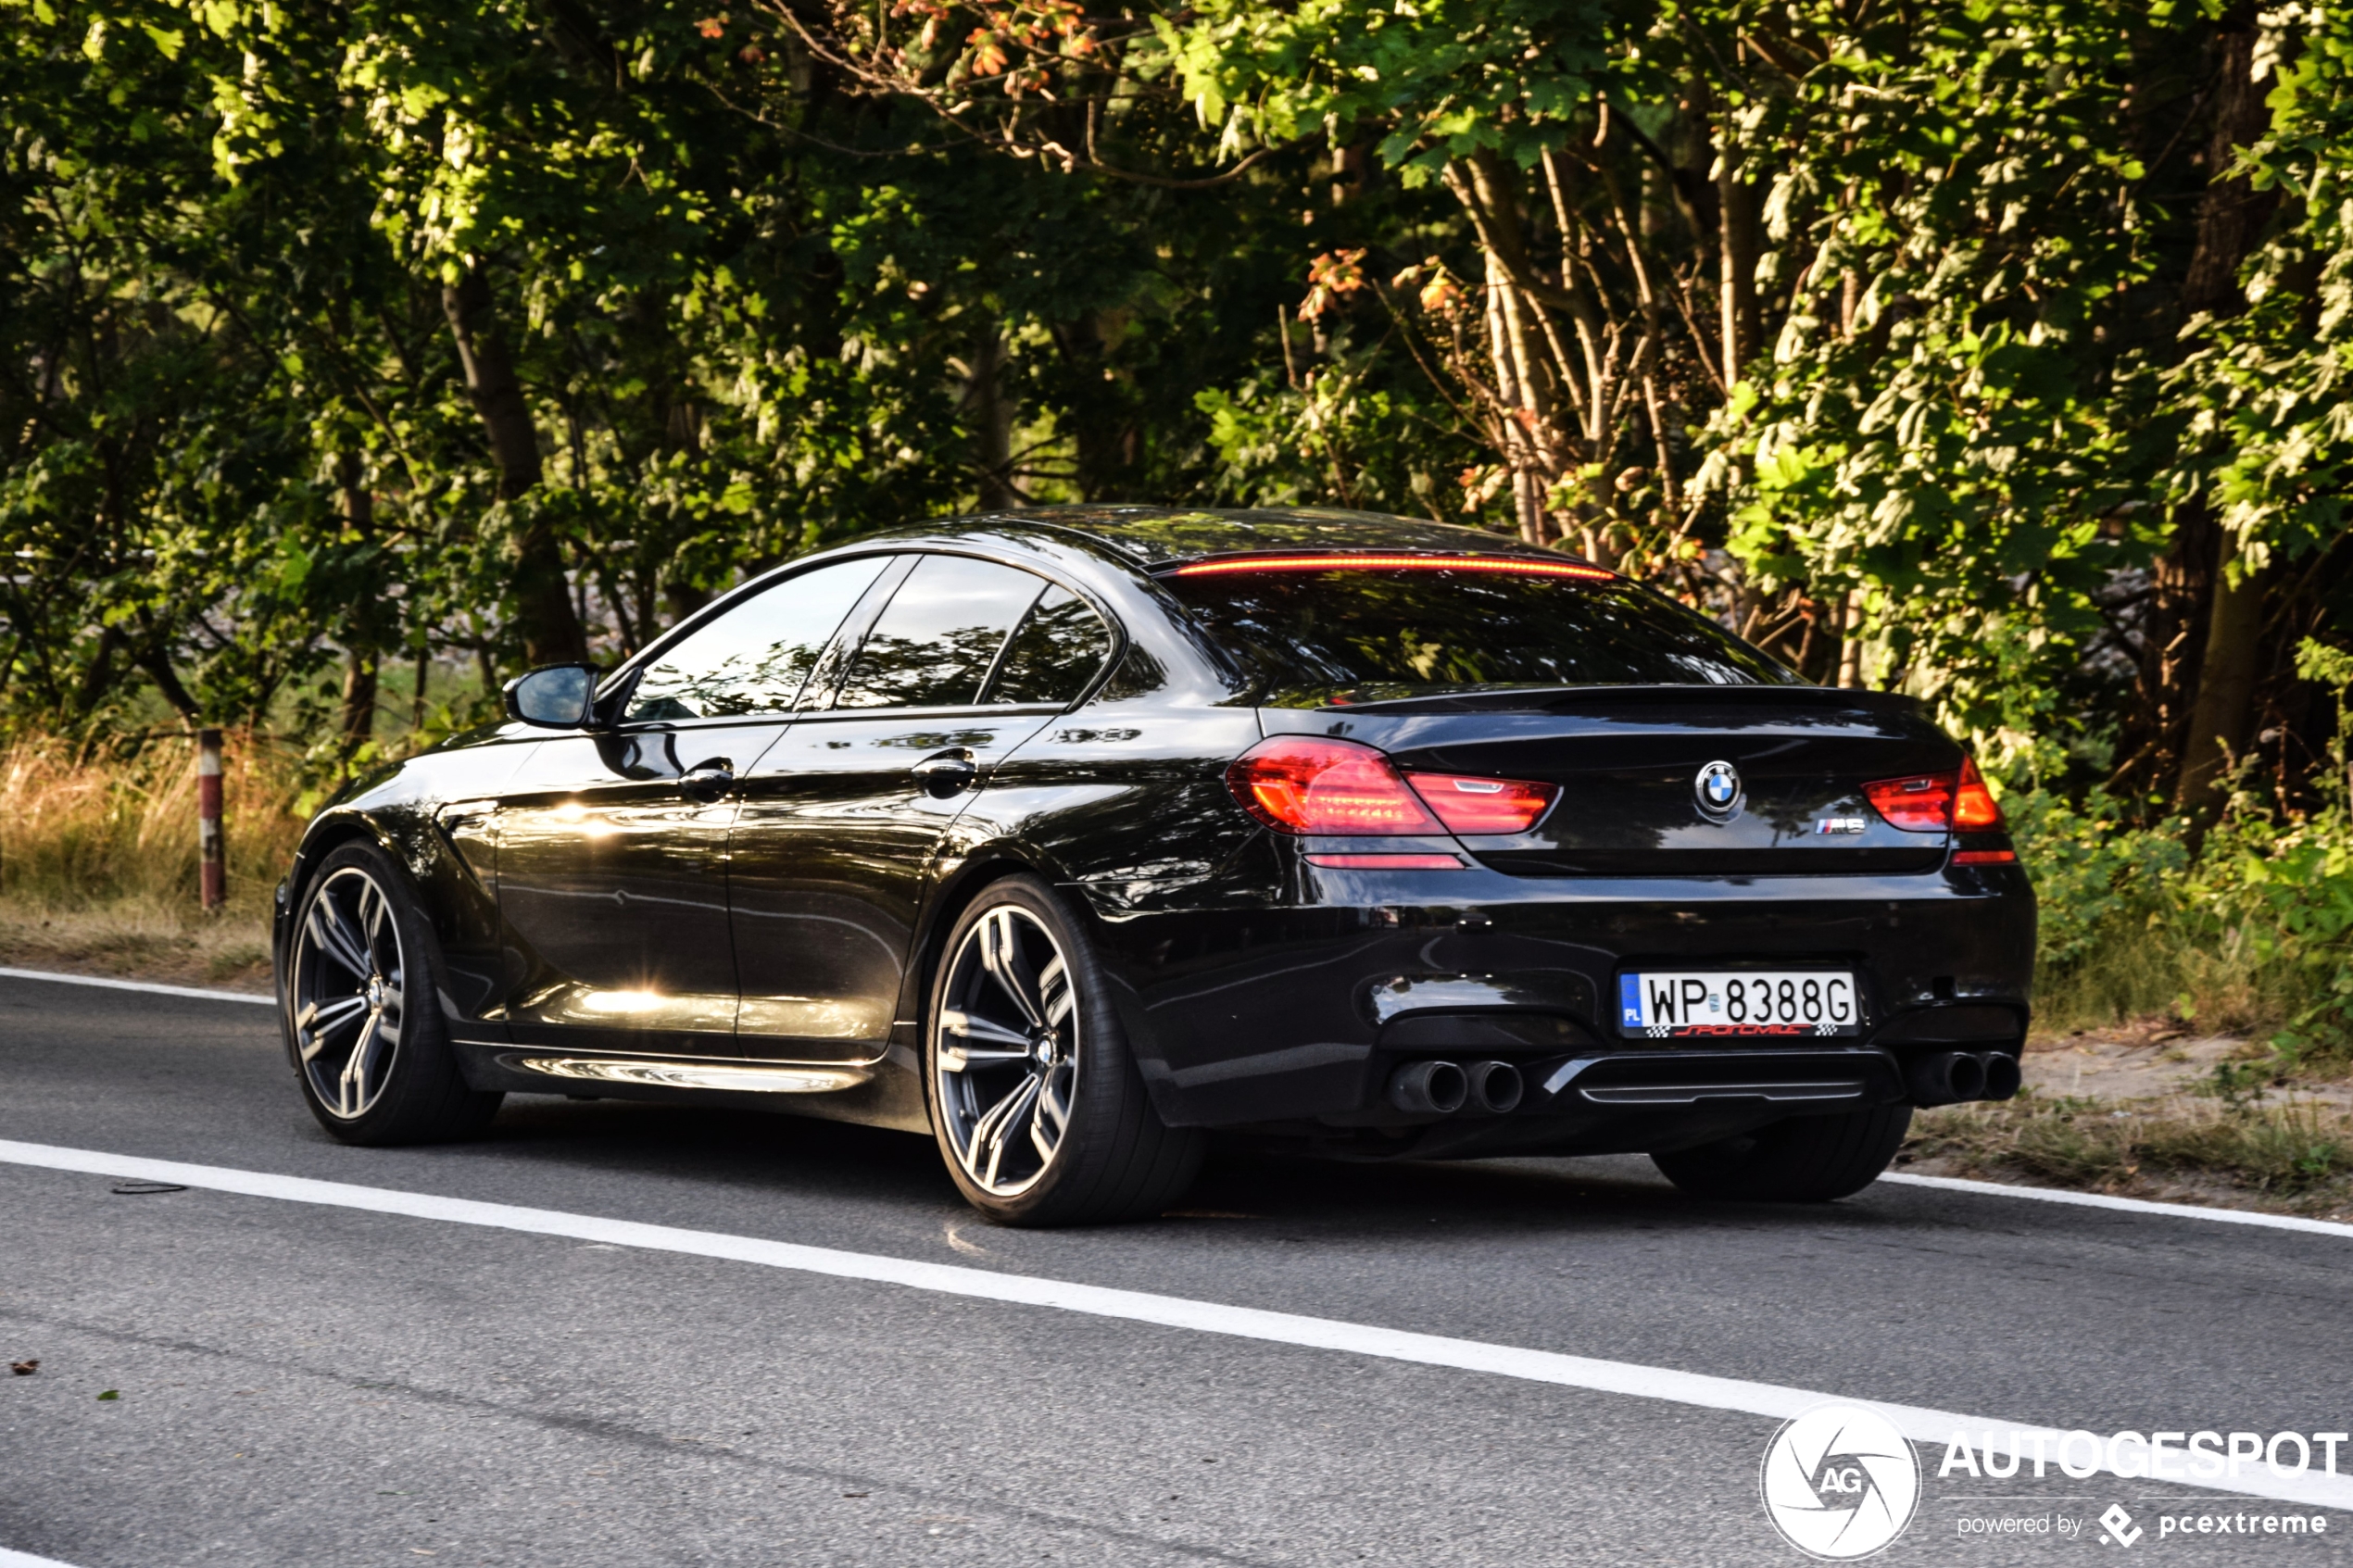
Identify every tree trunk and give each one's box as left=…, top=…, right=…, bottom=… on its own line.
left=2177, top=536, right=2271, bottom=813
left=73, top=622, right=122, bottom=719
left=2179, top=16, right=2280, bottom=320
left=1051, top=312, right=1139, bottom=502
left=1715, top=124, right=1758, bottom=383
left=2166, top=9, right=2286, bottom=809
left=440, top=267, right=585, bottom=668
left=335, top=451, right=381, bottom=751
left=1836, top=589, right=1868, bottom=689
left=132, top=621, right=201, bottom=721
left=339, top=654, right=379, bottom=752
left=963, top=326, right=1017, bottom=510
left=409, top=647, right=431, bottom=734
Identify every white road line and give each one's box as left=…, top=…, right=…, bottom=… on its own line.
left=4, top=1139, right=2349, bottom=1513
left=1883, top=1170, right=2353, bottom=1239
left=0, top=1548, right=91, bottom=1568
left=0, top=966, right=273, bottom=1007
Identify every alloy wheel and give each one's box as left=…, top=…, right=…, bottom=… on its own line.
left=291, top=865, right=408, bottom=1120
left=935, top=905, right=1078, bottom=1197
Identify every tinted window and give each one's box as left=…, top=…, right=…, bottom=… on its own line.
left=834, top=555, right=1045, bottom=709
left=1164, top=565, right=1797, bottom=704
left=988, top=586, right=1114, bottom=706
left=624, top=558, right=887, bottom=721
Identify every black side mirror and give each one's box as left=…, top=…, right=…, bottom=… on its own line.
left=504, top=664, right=598, bottom=729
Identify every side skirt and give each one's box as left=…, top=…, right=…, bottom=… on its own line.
left=449, top=1038, right=933, bottom=1133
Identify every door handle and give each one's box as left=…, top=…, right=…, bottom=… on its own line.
left=679, top=762, right=736, bottom=802
left=911, top=751, right=979, bottom=798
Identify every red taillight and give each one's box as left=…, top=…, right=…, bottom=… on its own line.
left=1227, top=737, right=1442, bottom=834
left=1863, top=772, right=1956, bottom=832
left=1404, top=771, right=1558, bottom=834
left=1954, top=757, right=2004, bottom=830
left=1863, top=757, right=2006, bottom=833
left=1305, top=852, right=1466, bottom=869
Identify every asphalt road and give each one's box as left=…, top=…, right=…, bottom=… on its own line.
left=4, top=972, right=2350, bottom=1567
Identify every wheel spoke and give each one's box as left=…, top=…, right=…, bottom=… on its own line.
left=965, top=1072, right=1030, bottom=1164
left=338, top=1010, right=378, bottom=1123
left=1036, top=1068, right=1071, bottom=1136
left=359, top=881, right=396, bottom=972
left=1039, top=954, right=1073, bottom=1027
left=1030, top=1069, right=1069, bottom=1165
left=982, top=910, right=1046, bottom=1027
left=974, top=1074, right=1040, bottom=1190
left=940, top=1009, right=1029, bottom=1047
left=296, top=995, right=368, bottom=1060
left=339, top=1010, right=384, bottom=1116
left=307, top=899, right=371, bottom=979
left=939, top=1043, right=1031, bottom=1073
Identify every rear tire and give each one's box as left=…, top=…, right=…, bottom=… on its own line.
left=1649, top=1105, right=1912, bottom=1202
left=283, top=841, right=502, bottom=1146
left=925, top=875, right=1202, bottom=1226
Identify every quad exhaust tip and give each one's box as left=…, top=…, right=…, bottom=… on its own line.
left=1907, top=1049, right=2020, bottom=1108
left=1391, top=1048, right=2020, bottom=1117
left=1389, top=1060, right=1469, bottom=1116
left=1466, top=1060, right=1524, bottom=1115
left=1388, top=1059, right=1524, bottom=1117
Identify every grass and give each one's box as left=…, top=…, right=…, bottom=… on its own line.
left=0, top=732, right=306, bottom=990
left=1905, top=1087, right=2353, bottom=1217
left=2029, top=922, right=2307, bottom=1044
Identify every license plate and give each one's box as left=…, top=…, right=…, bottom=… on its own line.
left=1617, top=971, right=1861, bottom=1038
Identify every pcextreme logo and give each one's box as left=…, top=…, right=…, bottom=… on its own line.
left=1760, top=1404, right=1922, bottom=1560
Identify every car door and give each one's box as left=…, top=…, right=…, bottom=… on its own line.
left=493, top=557, right=888, bottom=1058
left=727, top=553, right=1100, bottom=1062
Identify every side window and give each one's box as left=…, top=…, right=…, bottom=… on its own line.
left=833, top=555, right=1045, bottom=710
left=624, top=558, right=888, bottom=722
left=988, top=586, right=1115, bottom=706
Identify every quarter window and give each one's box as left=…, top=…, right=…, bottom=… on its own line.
left=624, top=558, right=888, bottom=722
left=988, top=586, right=1114, bottom=706
left=833, top=555, right=1046, bottom=709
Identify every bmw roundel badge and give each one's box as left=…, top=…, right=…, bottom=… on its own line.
left=1694, top=759, right=1743, bottom=821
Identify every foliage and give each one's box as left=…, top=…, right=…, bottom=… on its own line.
left=7, top=0, right=2353, bottom=860
left=2014, top=642, right=2353, bottom=1066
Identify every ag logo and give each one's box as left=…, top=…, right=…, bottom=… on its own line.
left=1759, top=1404, right=1920, bottom=1560
left=1694, top=759, right=1743, bottom=821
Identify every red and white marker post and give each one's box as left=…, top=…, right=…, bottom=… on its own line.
left=196, top=727, right=225, bottom=911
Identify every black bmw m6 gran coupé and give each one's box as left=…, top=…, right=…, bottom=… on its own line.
left=273, top=507, right=2035, bottom=1224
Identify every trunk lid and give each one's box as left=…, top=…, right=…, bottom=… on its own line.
left=1264, top=685, right=1962, bottom=876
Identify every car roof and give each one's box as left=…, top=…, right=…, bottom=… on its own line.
left=937, top=505, right=1577, bottom=571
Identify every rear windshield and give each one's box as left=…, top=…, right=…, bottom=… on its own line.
left=1162, top=565, right=1797, bottom=704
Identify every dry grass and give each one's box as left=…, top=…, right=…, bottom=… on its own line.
left=0, top=732, right=306, bottom=991
left=2031, top=923, right=2309, bottom=1045
left=1904, top=1088, right=2353, bottom=1218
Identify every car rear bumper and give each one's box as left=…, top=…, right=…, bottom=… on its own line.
left=1075, top=860, right=2033, bottom=1151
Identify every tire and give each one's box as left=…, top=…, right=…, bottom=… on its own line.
left=924, top=875, right=1203, bottom=1225
left=1649, top=1104, right=1913, bottom=1203
left=283, top=840, right=503, bottom=1146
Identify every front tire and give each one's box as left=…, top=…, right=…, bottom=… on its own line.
left=1650, top=1105, right=1912, bottom=1202
left=284, top=841, right=502, bottom=1146
left=925, top=876, right=1202, bottom=1226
